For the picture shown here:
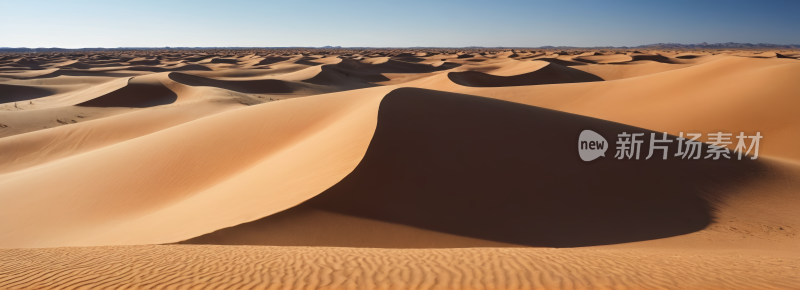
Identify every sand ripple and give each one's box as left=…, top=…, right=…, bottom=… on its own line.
left=0, top=245, right=797, bottom=290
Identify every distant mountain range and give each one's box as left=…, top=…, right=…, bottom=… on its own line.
left=537, top=42, right=799, bottom=49
left=638, top=42, right=798, bottom=49
left=0, top=42, right=797, bottom=53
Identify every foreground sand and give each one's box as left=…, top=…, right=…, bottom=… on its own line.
left=1, top=245, right=798, bottom=290
left=1, top=48, right=800, bottom=288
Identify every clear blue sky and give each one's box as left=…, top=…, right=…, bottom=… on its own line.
left=1, top=0, right=798, bottom=48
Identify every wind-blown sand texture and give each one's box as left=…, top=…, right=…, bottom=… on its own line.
left=1, top=48, right=799, bottom=289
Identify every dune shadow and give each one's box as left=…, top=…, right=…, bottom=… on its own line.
left=209, top=58, right=239, bottom=64
left=181, top=88, right=768, bottom=248
left=335, top=59, right=460, bottom=74
left=571, top=58, right=597, bottom=64
left=255, top=57, right=291, bottom=66
left=52, top=70, right=147, bottom=78
left=124, top=67, right=169, bottom=72
left=184, top=56, right=213, bottom=62
left=12, top=59, right=42, bottom=69
left=168, top=72, right=294, bottom=94
left=302, top=65, right=390, bottom=85
left=394, top=57, right=426, bottom=63
left=631, top=54, right=677, bottom=63
left=77, top=78, right=177, bottom=108
left=168, top=64, right=213, bottom=71
left=127, top=60, right=161, bottom=66
left=125, top=64, right=213, bottom=72
left=448, top=63, right=604, bottom=87
left=0, top=84, right=55, bottom=104
left=295, top=57, right=334, bottom=66
left=534, top=58, right=588, bottom=66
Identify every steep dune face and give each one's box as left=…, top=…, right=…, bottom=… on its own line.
left=181, top=88, right=793, bottom=248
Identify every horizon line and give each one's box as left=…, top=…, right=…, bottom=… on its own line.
left=2, top=42, right=800, bottom=51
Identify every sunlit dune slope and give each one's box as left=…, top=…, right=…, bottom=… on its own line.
left=572, top=62, right=692, bottom=80
left=0, top=100, right=241, bottom=176
left=0, top=86, right=393, bottom=248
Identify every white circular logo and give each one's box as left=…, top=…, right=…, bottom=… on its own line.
left=578, top=130, right=608, bottom=162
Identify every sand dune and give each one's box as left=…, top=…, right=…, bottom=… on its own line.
left=1, top=48, right=799, bottom=289
left=76, top=74, right=177, bottom=107
left=0, top=101, right=241, bottom=176
left=335, top=58, right=458, bottom=74
left=169, top=72, right=309, bottom=94
left=0, top=68, right=61, bottom=79
left=572, top=61, right=692, bottom=80
left=454, top=56, right=800, bottom=161
left=181, top=88, right=798, bottom=249
left=0, top=86, right=393, bottom=248
left=574, top=54, right=633, bottom=64
left=447, top=62, right=603, bottom=87
left=0, top=83, right=55, bottom=103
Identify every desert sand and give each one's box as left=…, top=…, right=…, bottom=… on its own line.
left=1, top=48, right=799, bottom=289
